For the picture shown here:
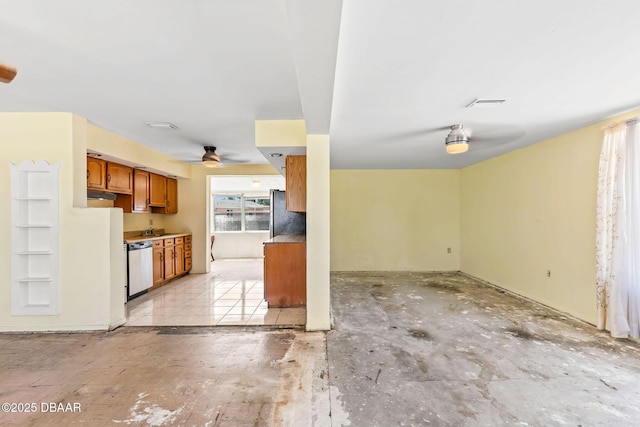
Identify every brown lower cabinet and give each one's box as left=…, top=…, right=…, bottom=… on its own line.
left=263, top=238, right=306, bottom=307
left=151, top=234, right=192, bottom=288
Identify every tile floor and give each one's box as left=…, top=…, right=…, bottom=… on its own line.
left=3, top=272, right=640, bottom=426
left=125, top=259, right=306, bottom=327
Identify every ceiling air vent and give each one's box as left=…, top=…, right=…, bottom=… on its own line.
left=466, top=99, right=506, bottom=108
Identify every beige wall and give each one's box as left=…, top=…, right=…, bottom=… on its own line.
left=306, top=135, right=331, bottom=331
left=460, top=109, right=640, bottom=325
left=331, top=169, right=461, bottom=271
left=123, top=212, right=168, bottom=233
left=87, top=124, right=191, bottom=178
left=0, top=113, right=124, bottom=331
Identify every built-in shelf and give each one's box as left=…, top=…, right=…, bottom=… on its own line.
left=10, top=161, right=60, bottom=316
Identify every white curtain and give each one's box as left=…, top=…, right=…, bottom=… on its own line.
left=596, top=118, right=640, bottom=339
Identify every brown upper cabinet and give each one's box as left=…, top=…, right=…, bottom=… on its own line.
left=149, top=173, right=166, bottom=207
left=87, top=157, right=107, bottom=191
left=132, top=169, right=150, bottom=213
left=286, top=155, right=306, bottom=212
left=106, top=163, right=133, bottom=194
left=165, top=177, right=178, bottom=214
left=88, top=155, right=178, bottom=214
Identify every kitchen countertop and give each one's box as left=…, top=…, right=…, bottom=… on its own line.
left=124, top=232, right=191, bottom=243
left=264, top=234, right=306, bottom=244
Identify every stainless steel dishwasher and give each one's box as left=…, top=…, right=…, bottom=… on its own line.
left=127, top=241, right=153, bottom=300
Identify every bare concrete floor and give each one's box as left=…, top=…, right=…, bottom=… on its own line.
left=1, top=272, right=640, bottom=426
left=329, top=272, right=640, bottom=426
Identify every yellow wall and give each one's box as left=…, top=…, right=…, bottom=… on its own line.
left=0, top=113, right=124, bottom=331
left=87, top=124, right=191, bottom=178
left=331, top=169, right=461, bottom=271
left=460, top=109, right=640, bottom=324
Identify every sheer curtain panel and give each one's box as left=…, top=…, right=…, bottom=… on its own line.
left=596, top=118, right=640, bottom=339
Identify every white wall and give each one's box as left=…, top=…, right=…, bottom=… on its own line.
left=212, top=233, right=269, bottom=259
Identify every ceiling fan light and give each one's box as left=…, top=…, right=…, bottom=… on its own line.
left=202, top=146, right=220, bottom=167
left=445, top=142, right=469, bottom=154
left=445, top=124, right=469, bottom=154
left=202, top=159, right=220, bottom=168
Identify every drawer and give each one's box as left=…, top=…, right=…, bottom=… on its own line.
left=185, top=235, right=192, bottom=243
left=164, top=238, right=175, bottom=246
left=152, top=240, right=163, bottom=248
left=175, top=237, right=184, bottom=245
left=185, top=242, right=192, bottom=251
left=185, top=257, right=192, bottom=271
left=185, top=250, right=192, bottom=258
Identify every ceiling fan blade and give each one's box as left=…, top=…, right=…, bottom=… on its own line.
left=467, top=124, right=525, bottom=148
left=0, top=64, right=17, bottom=83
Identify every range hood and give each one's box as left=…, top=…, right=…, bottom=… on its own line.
left=87, top=191, right=117, bottom=201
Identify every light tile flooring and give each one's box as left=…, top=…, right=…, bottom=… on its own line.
left=125, top=259, right=306, bottom=327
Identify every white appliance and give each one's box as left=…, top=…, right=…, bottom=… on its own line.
left=127, top=241, right=153, bottom=300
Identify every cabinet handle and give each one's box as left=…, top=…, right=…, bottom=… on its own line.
left=86, top=170, right=90, bottom=179
left=107, top=174, right=111, bottom=182
left=160, top=253, right=163, bottom=261
left=146, top=199, right=150, bottom=204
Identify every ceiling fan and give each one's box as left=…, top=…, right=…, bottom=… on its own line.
left=381, top=122, right=525, bottom=154
left=182, top=146, right=249, bottom=168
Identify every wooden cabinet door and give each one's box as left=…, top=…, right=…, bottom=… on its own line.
left=87, top=157, right=107, bottom=190
left=164, top=246, right=176, bottom=280
left=133, top=170, right=150, bottom=213
left=149, top=173, right=167, bottom=207
left=174, top=243, right=185, bottom=276
left=263, top=242, right=306, bottom=307
left=106, top=163, right=133, bottom=194
left=152, top=246, right=165, bottom=286
left=286, top=155, right=306, bottom=212
left=165, top=177, right=178, bottom=214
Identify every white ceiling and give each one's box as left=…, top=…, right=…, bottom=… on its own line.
left=1, top=1, right=640, bottom=169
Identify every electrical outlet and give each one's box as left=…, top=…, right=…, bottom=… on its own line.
left=547, top=270, right=551, bottom=277
left=149, top=219, right=153, bottom=226
left=447, top=247, right=452, bottom=254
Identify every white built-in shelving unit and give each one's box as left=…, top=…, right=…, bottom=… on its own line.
left=10, top=161, right=61, bottom=315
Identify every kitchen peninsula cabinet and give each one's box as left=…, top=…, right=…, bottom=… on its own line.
left=263, top=235, right=306, bottom=307
left=285, top=155, right=306, bottom=212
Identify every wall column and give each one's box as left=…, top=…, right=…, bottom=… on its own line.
left=306, top=134, right=331, bottom=330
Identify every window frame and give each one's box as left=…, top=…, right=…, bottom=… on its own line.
left=212, top=193, right=270, bottom=233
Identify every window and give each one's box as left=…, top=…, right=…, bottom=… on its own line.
left=213, top=194, right=270, bottom=232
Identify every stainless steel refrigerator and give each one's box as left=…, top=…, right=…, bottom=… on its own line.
left=270, top=189, right=306, bottom=238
